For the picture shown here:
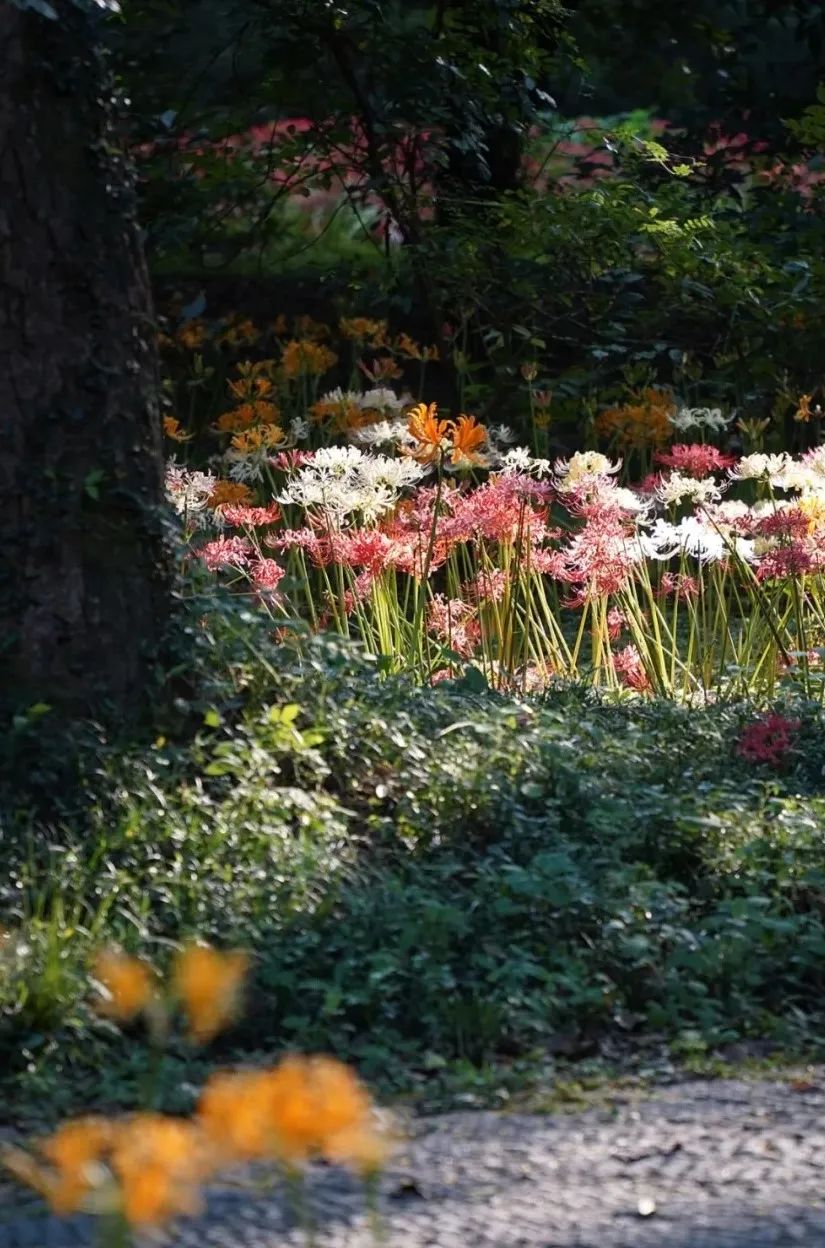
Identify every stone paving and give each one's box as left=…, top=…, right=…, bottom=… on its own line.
left=3, top=1077, right=825, bottom=1246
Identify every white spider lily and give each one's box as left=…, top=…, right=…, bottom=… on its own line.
left=648, top=516, right=755, bottom=563
left=487, top=423, right=518, bottom=449
left=802, top=446, right=825, bottom=475
left=350, top=418, right=415, bottom=449
left=770, top=455, right=825, bottom=493
left=554, top=451, right=622, bottom=491
left=729, top=452, right=791, bottom=481
left=655, top=473, right=723, bottom=507
left=610, top=486, right=650, bottom=513
left=317, top=386, right=411, bottom=414
left=669, top=406, right=732, bottom=433
left=277, top=448, right=425, bottom=522
left=501, top=447, right=553, bottom=477
left=359, top=387, right=412, bottom=412
left=358, top=455, right=427, bottom=491
left=227, top=447, right=277, bottom=483
left=289, top=416, right=311, bottom=442
left=709, top=500, right=752, bottom=522
left=165, top=463, right=216, bottom=525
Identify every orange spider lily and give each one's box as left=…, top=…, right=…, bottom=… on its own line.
left=406, top=402, right=453, bottom=464
left=448, top=414, right=488, bottom=468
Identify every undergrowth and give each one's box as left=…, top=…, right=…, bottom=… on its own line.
left=2, top=593, right=825, bottom=1123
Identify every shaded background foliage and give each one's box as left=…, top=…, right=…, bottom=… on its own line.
left=104, top=0, right=825, bottom=439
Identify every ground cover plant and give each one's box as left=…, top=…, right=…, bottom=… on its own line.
left=3, top=615, right=825, bottom=1133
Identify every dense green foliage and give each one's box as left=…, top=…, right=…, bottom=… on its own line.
left=3, top=595, right=825, bottom=1118
left=105, top=0, right=825, bottom=434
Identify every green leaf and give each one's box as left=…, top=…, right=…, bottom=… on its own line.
left=453, top=665, right=489, bottom=693
left=83, top=469, right=106, bottom=501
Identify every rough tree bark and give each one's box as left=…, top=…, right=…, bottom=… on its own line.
left=0, top=0, right=172, bottom=716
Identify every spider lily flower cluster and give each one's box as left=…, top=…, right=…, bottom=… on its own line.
left=4, top=945, right=390, bottom=1243
left=171, top=403, right=825, bottom=699
left=160, top=315, right=825, bottom=700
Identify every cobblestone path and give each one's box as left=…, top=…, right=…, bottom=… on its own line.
left=4, top=1077, right=825, bottom=1247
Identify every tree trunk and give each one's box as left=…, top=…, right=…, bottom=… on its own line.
left=0, top=1, right=172, bottom=716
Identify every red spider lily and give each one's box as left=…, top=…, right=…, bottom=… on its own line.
left=561, top=486, right=634, bottom=525
left=341, top=570, right=377, bottom=615
left=250, top=558, right=285, bottom=594
left=606, top=607, right=627, bottom=640
left=554, top=507, right=642, bottom=605
left=737, top=713, right=800, bottom=765
left=219, top=503, right=282, bottom=527
left=530, top=547, right=567, bottom=578
left=756, top=542, right=823, bottom=582
left=328, top=529, right=399, bottom=575
left=464, top=568, right=509, bottom=605
left=752, top=508, right=811, bottom=542
left=380, top=526, right=450, bottom=579
left=655, top=444, right=736, bottom=478
left=443, top=477, right=551, bottom=546
left=427, top=595, right=481, bottom=658
left=271, top=450, right=314, bottom=473
left=658, top=572, right=700, bottom=602
left=267, top=527, right=330, bottom=565
left=637, top=472, right=665, bottom=496
left=613, top=644, right=652, bottom=692
left=199, top=536, right=253, bottom=571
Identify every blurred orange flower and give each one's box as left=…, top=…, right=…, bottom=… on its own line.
left=228, top=374, right=274, bottom=402
left=198, top=1071, right=274, bottom=1161
left=395, top=333, right=438, bottom=362
left=93, top=950, right=156, bottom=1024
left=264, top=1055, right=375, bottom=1166
left=339, top=317, right=388, bottom=346
left=358, top=356, right=404, bottom=383
left=293, top=315, right=330, bottom=341
left=215, top=401, right=282, bottom=433
left=229, top=426, right=287, bottom=455
left=199, top=1057, right=388, bottom=1173
left=173, top=945, right=249, bottom=1044
left=177, top=322, right=207, bottom=351
left=323, top=1122, right=389, bottom=1175
left=207, top=481, right=254, bottom=509
left=596, top=387, right=675, bottom=449
left=4, top=1118, right=112, bottom=1215
left=310, top=397, right=364, bottom=431
left=5, top=1058, right=388, bottom=1227
left=281, top=339, right=338, bottom=378
left=163, top=416, right=192, bottom=443
left=112, top=1115, right=212, bottom=1226
left=219, top=317, right=260, bottom=348
left=794, top=392, right=815, bottom=423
